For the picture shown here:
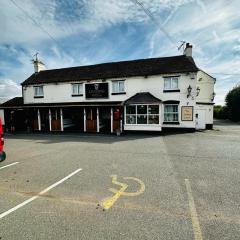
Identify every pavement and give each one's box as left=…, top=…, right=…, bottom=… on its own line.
left=0, top=120, right=239, bottom=239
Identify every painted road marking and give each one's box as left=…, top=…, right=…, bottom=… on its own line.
left=185, top=179, right=203, bottom=240
left=102, top=175, right=145, bottom=210
left=0, top=168, right=82, bottom=220
left=0, top=162, right=19, bottom=170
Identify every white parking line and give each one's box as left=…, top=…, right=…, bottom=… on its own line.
left=185, top=179, right=203, bottom=240
left=0, top=162, right=19, bottom=170
left=0, top=168, right=82, bottom=220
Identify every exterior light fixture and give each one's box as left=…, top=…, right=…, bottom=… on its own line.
left=187, top=85, right=192, bottom=98
left=211, top=92, right=216, bottom=101
left=196, top=87, right=200, bottom=96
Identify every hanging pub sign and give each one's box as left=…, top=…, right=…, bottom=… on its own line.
left=85, top=83, right=109, bottom=99
left=181, top=106, right=193, bottom=121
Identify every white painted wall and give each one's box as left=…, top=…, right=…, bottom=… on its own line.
left=196, top=70, right=215, bottom=103
left=23, top=72, right=203, bottom=129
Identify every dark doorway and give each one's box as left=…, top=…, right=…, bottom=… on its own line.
left=99, top=107, right=111, bottom=133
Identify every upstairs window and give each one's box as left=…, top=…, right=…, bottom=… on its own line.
left=164, top=77, right=179, bottom=90
left=34, top=86, right=44, bottom=98
left=164, top=104, right=179, bottom=122
left=72, top=83, right=83, bottom=96
left=112, top=80, right=125, bottom=94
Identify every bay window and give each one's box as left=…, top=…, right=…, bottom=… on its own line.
left=126, top=105, right=159, bottom=125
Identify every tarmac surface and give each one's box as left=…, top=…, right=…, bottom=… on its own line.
left=0, top=120, right=239, bottom=239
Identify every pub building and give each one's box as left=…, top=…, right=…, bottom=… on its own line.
left=0, top=43, right=215, bottom=134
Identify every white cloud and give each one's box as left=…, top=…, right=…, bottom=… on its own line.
left=0, top=79, right=21, bottom=98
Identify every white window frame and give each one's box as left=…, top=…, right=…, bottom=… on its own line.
left=125, top=104, right=160, bottom=125
left=164, top=104, right=179, bottom=122
left=112, top=80, right=125, bottom=94
left=164, top=77, right=179, bottom=90
left=72, top=83, right=83, bottom=96
left=34, top=86, right=44, bottom=97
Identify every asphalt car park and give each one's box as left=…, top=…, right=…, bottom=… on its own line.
left=0, top=120, right=240, bottom=240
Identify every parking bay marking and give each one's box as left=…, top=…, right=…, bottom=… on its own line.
left=102, top=175, right=145, bottom=210
left=0, top=162, right=19, bottom=170
left=185, top=179, right=203, bottom=240
left=0, top=168, right=82, bottom=220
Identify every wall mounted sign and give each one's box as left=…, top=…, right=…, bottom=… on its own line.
left=85, top=83, right=109, bottom=99
left=181, top=106, right=193, bottom=121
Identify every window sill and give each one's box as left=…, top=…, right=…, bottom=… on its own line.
left=163, top=89, right=180, bottom=93
left=163, top=122, right=180, bottom=125
left=72, top=94, right=83, bottom=97
left=111, top=92, right=126, bottom=95
left=34, top=96, right=44, bottom=98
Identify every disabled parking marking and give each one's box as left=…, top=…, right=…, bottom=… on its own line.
left=0, top=162, right=19, bottom=170
left=102, top=175, right=145, bottom=210
left=0, top=168, right=82, bottom=220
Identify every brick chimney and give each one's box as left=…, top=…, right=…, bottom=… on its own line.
left=184, top=43, right=193, bottom=57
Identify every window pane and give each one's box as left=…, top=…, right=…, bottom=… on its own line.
left=126, top=115, right=136, bottom=124
left=112, top=82, right=118, bottom=93
left=164, top=113, right=173, bottom=122
left=119, top=81, right=125, bottom=92
left=137, top=115, right=147, bottom=124
left=173, top=113, right=178, bottom=121
left=148, top=105, right=159, bottom=114
left=137, top=105, right=147, bottom=114
left=148, top=115, right=159, bottom=124
left=164, top=78, right=171, bottom=89
left=172, top=78, right=178, bottom=89
left=126, top=105, right=136, bottom=114
left=164, top=105, right=172, bottom=113
left=172, top=105, right=178, bottom=112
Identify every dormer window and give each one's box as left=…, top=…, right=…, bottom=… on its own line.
left=72, top=83, right=83, bottom=96
left=34, top=86, right=44, bottom=98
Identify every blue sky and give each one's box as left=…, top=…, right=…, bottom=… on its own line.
left=0, top=0, right=240, bottom=105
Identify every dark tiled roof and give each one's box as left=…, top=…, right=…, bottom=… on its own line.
left=0, top=97, right=122, bottom=108
left=22, top=55, right=199, bottom=85
left=124, top=92, right=161, bottom=104
left=0, top=97, right=23, bottom=108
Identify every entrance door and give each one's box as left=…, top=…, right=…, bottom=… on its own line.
left=196, top=110, right=206, bottom=130
left=86, top=108, right=97, bottom=132
left=99, top=107, right=111, bottom=133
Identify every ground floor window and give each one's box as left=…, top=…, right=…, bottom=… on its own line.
left=126, top=104, right=159, bottom=125
left=164, top=104, right=179, bottom=122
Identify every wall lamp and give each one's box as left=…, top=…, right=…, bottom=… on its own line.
left=196, top=87, right=200, bottom=96
left=187, top=85, right=192, bottom=98
left=211, top=92, right=216, bottom=101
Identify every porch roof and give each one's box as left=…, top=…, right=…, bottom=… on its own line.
left=124, top=92, right=162, bottom=104
left=0, top=97, right=123, bottom=109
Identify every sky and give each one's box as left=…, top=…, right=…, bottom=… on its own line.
left=0, top=0, right=240, bottom=105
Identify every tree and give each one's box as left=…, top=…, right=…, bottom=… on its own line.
left=225, top=85, right=240, bottom=122
left=214, top=105, right=227, bottom=119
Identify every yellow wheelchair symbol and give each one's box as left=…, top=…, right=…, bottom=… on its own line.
left=100, top=175, right=145, bottom=210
